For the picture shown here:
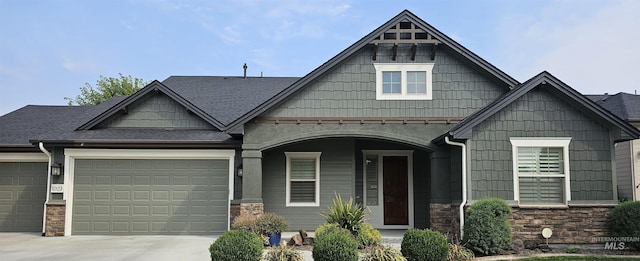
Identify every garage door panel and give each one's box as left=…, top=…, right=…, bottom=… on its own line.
left=114, top=205, right=130, bottom=215
left=0, top=162, right=47, bottom=232
left=133, top=191, right=150, bottom=200
left=114, top=191, right=131, bottom=200
left=73, top=159, right=229, bottom=235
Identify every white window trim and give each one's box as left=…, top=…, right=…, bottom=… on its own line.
left=373, top=63, right=434, bottom=100
left=285, top=152, right=321, bottom=207
left=510, top=137, right=571, bottom=206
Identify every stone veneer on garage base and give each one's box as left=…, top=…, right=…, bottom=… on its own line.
left=429, top=203, right=614, bottom=246
left=45, top=200, right=65, bottom=237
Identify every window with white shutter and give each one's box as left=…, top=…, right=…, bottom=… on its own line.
left=510, top=138, right=571, bottom=206
left=285, top=152, right=321, bottom=207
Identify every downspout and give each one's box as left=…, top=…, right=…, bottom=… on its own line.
left=39, top=142, right=52, bottom=236
left=445, top=136, right=467, bottom=239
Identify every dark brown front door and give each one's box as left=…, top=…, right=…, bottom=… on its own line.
left=383, top=156, right=408, bottom=225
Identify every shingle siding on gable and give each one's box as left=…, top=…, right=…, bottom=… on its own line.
left=264, top=46, right=506, bottom=118
left=469, top=88, right=614, bottom=201
left=101, top=94, right=213, bottom=129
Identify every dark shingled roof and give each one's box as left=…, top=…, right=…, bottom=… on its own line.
left=162, top=76, right=300, bottom=126
left=0, top=97, right=125, bottom=146
left=0, top=76, right=299, bottom=146
left=586, top=93, right=640, bottom=122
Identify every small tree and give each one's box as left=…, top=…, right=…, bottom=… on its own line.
left=65, top=73, right=147, bottom=105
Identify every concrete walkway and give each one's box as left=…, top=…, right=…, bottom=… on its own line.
left=0, top=233, right=215, bottom=261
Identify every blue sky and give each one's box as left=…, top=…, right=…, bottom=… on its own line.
left=1, top=0, right=639, bottom=115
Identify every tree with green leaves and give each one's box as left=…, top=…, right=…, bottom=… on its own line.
left=65, top=73, right=148, bottom=106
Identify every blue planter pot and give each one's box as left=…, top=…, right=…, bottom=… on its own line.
left=268, top=233, right=282, bottom=246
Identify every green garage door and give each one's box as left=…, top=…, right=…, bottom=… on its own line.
left=0, top=162, right=47, bottom=232
left=72, top=159, right=229, bottom=235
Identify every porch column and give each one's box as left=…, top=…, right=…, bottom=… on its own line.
left=430, top=149, right=451, bottom=203
left=240, top=149, right=264, bottom=217
left=429, top=149, right=455, bottom=237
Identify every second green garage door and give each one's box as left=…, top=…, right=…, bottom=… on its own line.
left=72, top=159, right=229, bottom=235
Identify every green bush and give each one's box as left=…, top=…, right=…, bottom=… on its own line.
left=312, top=231, right=359, bottom=261
left=314, top=222, right=352, bottom=240
left=263, top=243, right=303, bottom=261
left=462, top=197, right=512, bottom=255
left=356, top=222, right=382, bottom=249
left=610, top=201, right=640, bottom=249
left=361, top=245, right=406, bottom=261
left=401, top=228, right=448, bottom=261
left=321, top=193, right=368, bottom=235
left=208, top=229, right=263, bottom=261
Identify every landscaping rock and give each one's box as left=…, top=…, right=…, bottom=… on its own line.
left=512, top=238, right=524, bottom=252
left=303, top=237, right=314, bottom=245
left=300, top=229, right=308, bottom=240
left=289, top=234, right=303, bottom=246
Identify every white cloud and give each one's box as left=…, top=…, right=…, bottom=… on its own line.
left=495, top=0, right=640, bottom=94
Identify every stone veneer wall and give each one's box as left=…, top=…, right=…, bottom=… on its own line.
left=240, top=202, right=264, bottom=217
left=45, top=201, right=65, bottom=237
left=429, top=203, right=461, bottom=241
left=430, top=204, right=613, bottom=246
left=510, top=206, right=613, bottom=245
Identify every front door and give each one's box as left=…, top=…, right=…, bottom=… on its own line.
left=363, top=150, right=413, bottom=229
left=383, top=156, right=408, bottom=225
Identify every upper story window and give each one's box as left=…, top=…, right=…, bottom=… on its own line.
left=374, top=63, right=434, bottom=100
left=510, top=138, right=571, bottom=206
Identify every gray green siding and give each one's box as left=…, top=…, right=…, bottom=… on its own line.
left=469, top=88, right=615, bottom=201
left=264, top=46, right=506, bottom=118
left=262, top=139, right=354, bottom=230
left=100, top=93, right=213, bottom=129
left=615, top=141, right=632, bottom=200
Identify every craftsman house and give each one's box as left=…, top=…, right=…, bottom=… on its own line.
left=1, top=10, right=638, bottom=244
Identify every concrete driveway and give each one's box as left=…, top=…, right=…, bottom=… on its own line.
left=0, top=233, right=216, bottom=261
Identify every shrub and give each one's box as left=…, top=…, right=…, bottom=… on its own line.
left=401, top=228, right=448, bottom=261
left=321, top=193, right=368, bottom=235
left=356, top=222, right=382, bottom=249
left=361, top=245, right=406, bottom=261
left=256, top=212, right=289, bottom=235
left=448, top=243, right=474, bottom=261
left=263, top=243, right=303, bottom=261
left=610, top=201, right=640, bottom=249
left=230, top=214, right=259, bottom=232
left=462, top=197, right=512, bottom=255
left=314, top=222, right=352, bottom=240
left=208, top=229, right=263, bottom=261
left=312, top=231, right=359, bottom=261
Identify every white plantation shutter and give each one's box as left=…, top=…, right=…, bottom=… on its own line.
left=517, top=147, right=565, bottom=203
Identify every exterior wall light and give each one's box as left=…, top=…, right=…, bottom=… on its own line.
left=237, top=165, right=243, bottom=177
left=51, top=162, right=63, bottom=176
